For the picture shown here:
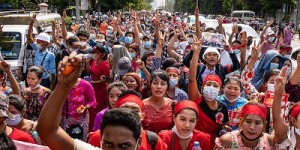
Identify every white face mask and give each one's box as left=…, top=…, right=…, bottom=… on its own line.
left=295, top=126, right=300, bottom=135
left=35, top=42, right=42, bottom=50
left=224, top=94, right=239, bottom=103
left=203, top=86, right=219, bottom=101
left=69, top=48, right=78, bottom=52
left=267, top=84, right=274, bottom=92
left=169, top=78, right=178, bottom=89
left=30, top=84, right=40, bottom=90
left=90, top=34, right=96, bottom=39
left=6, top=114, right=23, bottom=126
left=81, top=41, right=87, bottom=47
left=172, top=126, right=193, bottom=139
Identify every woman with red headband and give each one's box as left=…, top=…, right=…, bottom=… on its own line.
left=215, top=102, right=279, bottom=149
left=189, top=39, right=229, bottom=148
left=158, top=100, right=211, bottom=150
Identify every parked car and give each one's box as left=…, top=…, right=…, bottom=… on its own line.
left=183, top=15, right=206, bottom=28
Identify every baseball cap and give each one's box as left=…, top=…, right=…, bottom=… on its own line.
left=118, top=57, right=132, bottom=76
left=67, top=36, right=81, bottom=46
left=0, top=93, right=14, bottom=119
left=162, top=58, right=183, bottom=70
left=36, top=32, right=50, bottom=43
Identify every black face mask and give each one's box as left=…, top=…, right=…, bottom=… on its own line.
left=247, top=40, right=253, bottom=46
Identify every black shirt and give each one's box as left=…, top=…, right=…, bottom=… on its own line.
left=200, top=99, right=229, bottom=125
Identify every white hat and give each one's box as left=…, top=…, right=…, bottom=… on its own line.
left=25, top=27, right=38, bottom=35
left=66, top=32, right=74, bottom=38
left=202, top=47, right=220, bottom=60
left=44, top=26, right=52, bottom=33
left=36, top=32, right=50, bottom=43
left=266, top=30, right=275, bottom=36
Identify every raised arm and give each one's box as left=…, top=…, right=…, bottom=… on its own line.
left=167, top=31, right=181, bottom=60
left=154, top=13, right=161, bottom=40
left=61, top=11, right=68, bottom=42
left=152, top=35, right=164, bottom=71
left=132, top=10, right=141, bottom=46
left=194, top=6, right=202, bottom=39
left=272, top=66, right=289, bottom=143
left=189, top=37, right=201, bottom=101
left=1, top=61, right=20, bottom=95
left=217, top=15, right=225, bottom=36
left=239, top=32, right=247, bottom=68
left=27, top=14, right=36, bottom=44
left=51, top=21, right=60, bottom=47
left=228, top=24, right=238, bottom=46
left=36, top=52, right=84, bottom=150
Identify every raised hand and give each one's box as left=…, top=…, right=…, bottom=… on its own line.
left=157, top=36, right=165, bottom=47
left=194, top=6, right=199, bottom=16
left=136, top=60, right=146, bottom=70
left=192, top=36, right=202, bottom=54
left=57, top=52, right=84, bottom=86
left=62, top=10, right=67, bottom=22
left=0, top=60, right=11, bottom=73
left=274, top=66, right=288, bottom=94
left=232, top=24, right=238, bottom=33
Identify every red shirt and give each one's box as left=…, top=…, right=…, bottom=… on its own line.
left=9, top=128, right=35, bottom=144
left=142, top=99, right=173, bottom=133
left=158, top=129, right=211, bottom=150
left=88, top=129, right=167, bottom=150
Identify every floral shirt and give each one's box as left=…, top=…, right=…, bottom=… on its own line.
left=241, top=69, right=264, bottom=102
left=23, top=87, right=52, bottom=121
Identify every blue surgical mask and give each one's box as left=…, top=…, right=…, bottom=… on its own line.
left=6, top=114, right=23, bottom=126
left=124, top=36, right=133, bottom=44
left=188, top=38, right=193, bottom=44
left=269, top=37, right=275, bottom=43
left=169, top=78, right=178, bottom=89
left=129, top=52, right=136, bottom=59
left=270, top=63, right=279, bottom=69
left=106, top=30, right=111, bottom=35
left=233, top=49, right=240, bottom=55
left=144, top=41, right=152, bottom=49
left=35, top=42, right=42, bottom=50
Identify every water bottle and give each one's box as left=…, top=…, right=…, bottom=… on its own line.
left=32, top=131, right=41, bottom=145
left=192, top=141, right=202, bottom=150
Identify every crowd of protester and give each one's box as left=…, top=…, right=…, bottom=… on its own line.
left=0, top=4, right=300, bottom=150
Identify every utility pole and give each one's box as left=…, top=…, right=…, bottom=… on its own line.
left=76, top=0, right=80, bottom=21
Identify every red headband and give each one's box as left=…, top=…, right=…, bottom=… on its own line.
left=280, top=47, right=292, bottom=52
left=115, top=94, right=144, bottom=111
left=203, top=74, right=222, bottom=87
left=124, top=73, right=142, bottom=89
left=240, top=104, right=267, bottom=119
left=174, top=101, right=199, bottom=117
left=167, top=67, right=180, bottom=76
left=291, top=103, right=300, bottom=119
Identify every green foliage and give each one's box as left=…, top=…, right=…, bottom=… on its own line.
left=65, top=16, right=71, bottom=25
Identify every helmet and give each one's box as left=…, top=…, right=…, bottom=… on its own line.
left=36, top=32, right=50, bottom=43
left=25, top=27, right=38, bottom=35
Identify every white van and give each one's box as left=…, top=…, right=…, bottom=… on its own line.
left=0, top=10, right=61, bottom=78
left=231, top=10, right=255, bottom=20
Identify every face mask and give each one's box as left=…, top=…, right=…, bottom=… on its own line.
left=269, top=37, right=275, bottom=43
left=124, top=36, right=133, bottom=44
left=233, top=49, right=240, bottom=55
left=163, top=28, right=168, bottom=32
left=169, top=78, right=178, bottom=89
left=129, top=52, right=136, bottom=59
left=91, top=54, right=96, bottom=59
left=224, top=94, right=239, bottom=103
left=81, top=41, right=87, bottom=47
left=267, top=84, right=274, bottom=92
left=30, top=84, right=40, bottom=90
left=69, top=48, right=78, bottom=52
left=295, top=126, right=300, bottom=135
left=90, top=34, right=96, bottom=39
left=188, top=38, right=193, bottom=44
left=106, top=30, right=111, bottom=36
left=143, top=41, right=152, bottom=49
left=270, top=63, right=279, bottom=69
left=283, top=54, right=290, bottom=58
left=203, top=86, right=219, bottom=101
left=35, top=42, right=42, bottom=50
left=145, top=30, right=151, bottom=34
left=6, top=114, right=22, bottom=126
left=172, top=126, right=193, bottom=139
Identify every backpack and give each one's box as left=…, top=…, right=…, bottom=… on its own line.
left=145, top=130, right=158, bottom=150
